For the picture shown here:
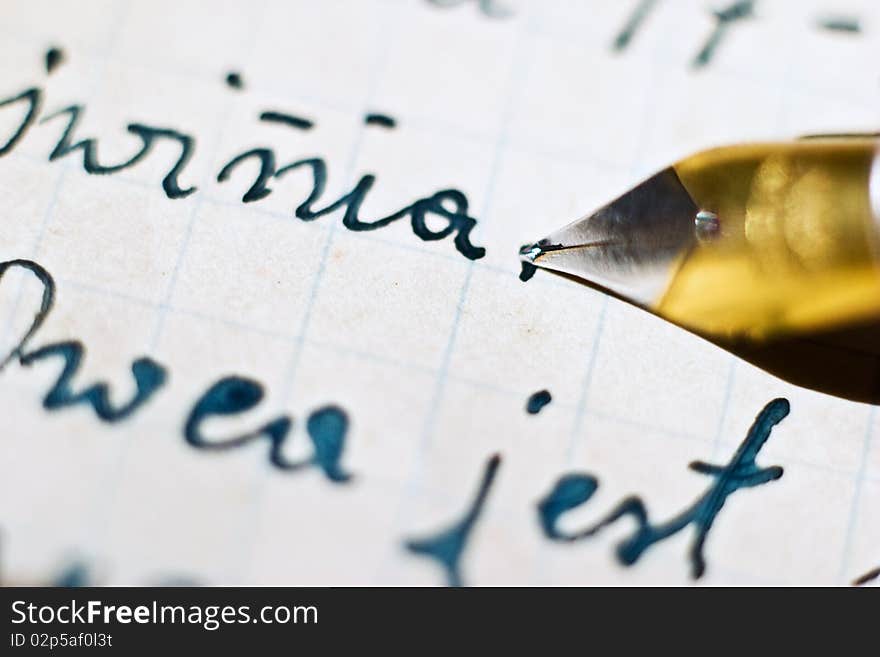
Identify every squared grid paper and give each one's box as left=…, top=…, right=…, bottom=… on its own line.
left=0, top=0, right=878, bottom=586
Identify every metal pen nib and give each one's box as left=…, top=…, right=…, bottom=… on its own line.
left=519, top=167, right=700, bottom=306
left=523, top=137, right=880, bottom=342
left=519, top=137, right=880, bottom=404
left=518, top=241, right=571, bottom=263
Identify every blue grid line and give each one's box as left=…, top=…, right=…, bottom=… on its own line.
left=275, top=9, right=398, bottom=405
left=0, top=0, right=134, bottom=352
left=231, top=0, right=400, bottom=583
left=84, top=0, right=272, bottom=571
left=370, top=7, right=537, bottom=584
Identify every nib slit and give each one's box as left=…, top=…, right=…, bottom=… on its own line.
left=518, top=243, right=543, bottom=262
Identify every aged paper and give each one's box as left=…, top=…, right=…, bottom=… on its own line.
left=0, top=0, right=878, bottom=585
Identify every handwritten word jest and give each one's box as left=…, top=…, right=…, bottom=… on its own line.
left=538, top=398, right=789, bottom=578
left=0, top=84, right=486, bottom=261
left=405, top=399, right=789, bottom=585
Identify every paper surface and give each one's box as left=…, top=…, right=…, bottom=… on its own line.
left=0, top=0, right=878, bottom=586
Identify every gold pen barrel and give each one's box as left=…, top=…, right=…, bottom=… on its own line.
left=657, top=138, right=880, bottom=341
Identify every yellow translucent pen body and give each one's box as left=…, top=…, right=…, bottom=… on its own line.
left=660, top=138, right=880, bottom=340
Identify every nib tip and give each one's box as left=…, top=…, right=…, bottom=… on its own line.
left=518, top=242, right=543, bottom=263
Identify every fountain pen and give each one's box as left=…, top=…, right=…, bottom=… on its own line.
left=520, top=135, right=880, bottom=402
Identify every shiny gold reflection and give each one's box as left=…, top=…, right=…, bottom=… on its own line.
left=656, top=138, right=880, bottom=342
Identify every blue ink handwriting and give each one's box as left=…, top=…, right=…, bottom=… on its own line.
left=225, top=71, right=244, bottom=90
left=0, top=258, right=350, bottom=481
left=0, top=259, right=165, bottom=422
left=613, top=0, right=659, bottom=52
left=41, top=104, right=196, bottom=199
left=259, top=110, right=314, bottom=131
left=538, top=398, right=789, bottom=578
left=426, top=0, right=513, bottom=19
left=526, top=389, right=551, bottom=414
left=185, top=376, right=351, bottom=482
left=818, top=16, right=861, bottom=33
left=405, top=454, right=501, bottom=586
left=0, top=82, right=486, bottom=260
left=45, top=47, right=64, bottom=75
left=364, top=113, right=396, bottom=129
left=519, top=261, right=537, bottom=282
left=693, top=0, right=754, bottom=68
